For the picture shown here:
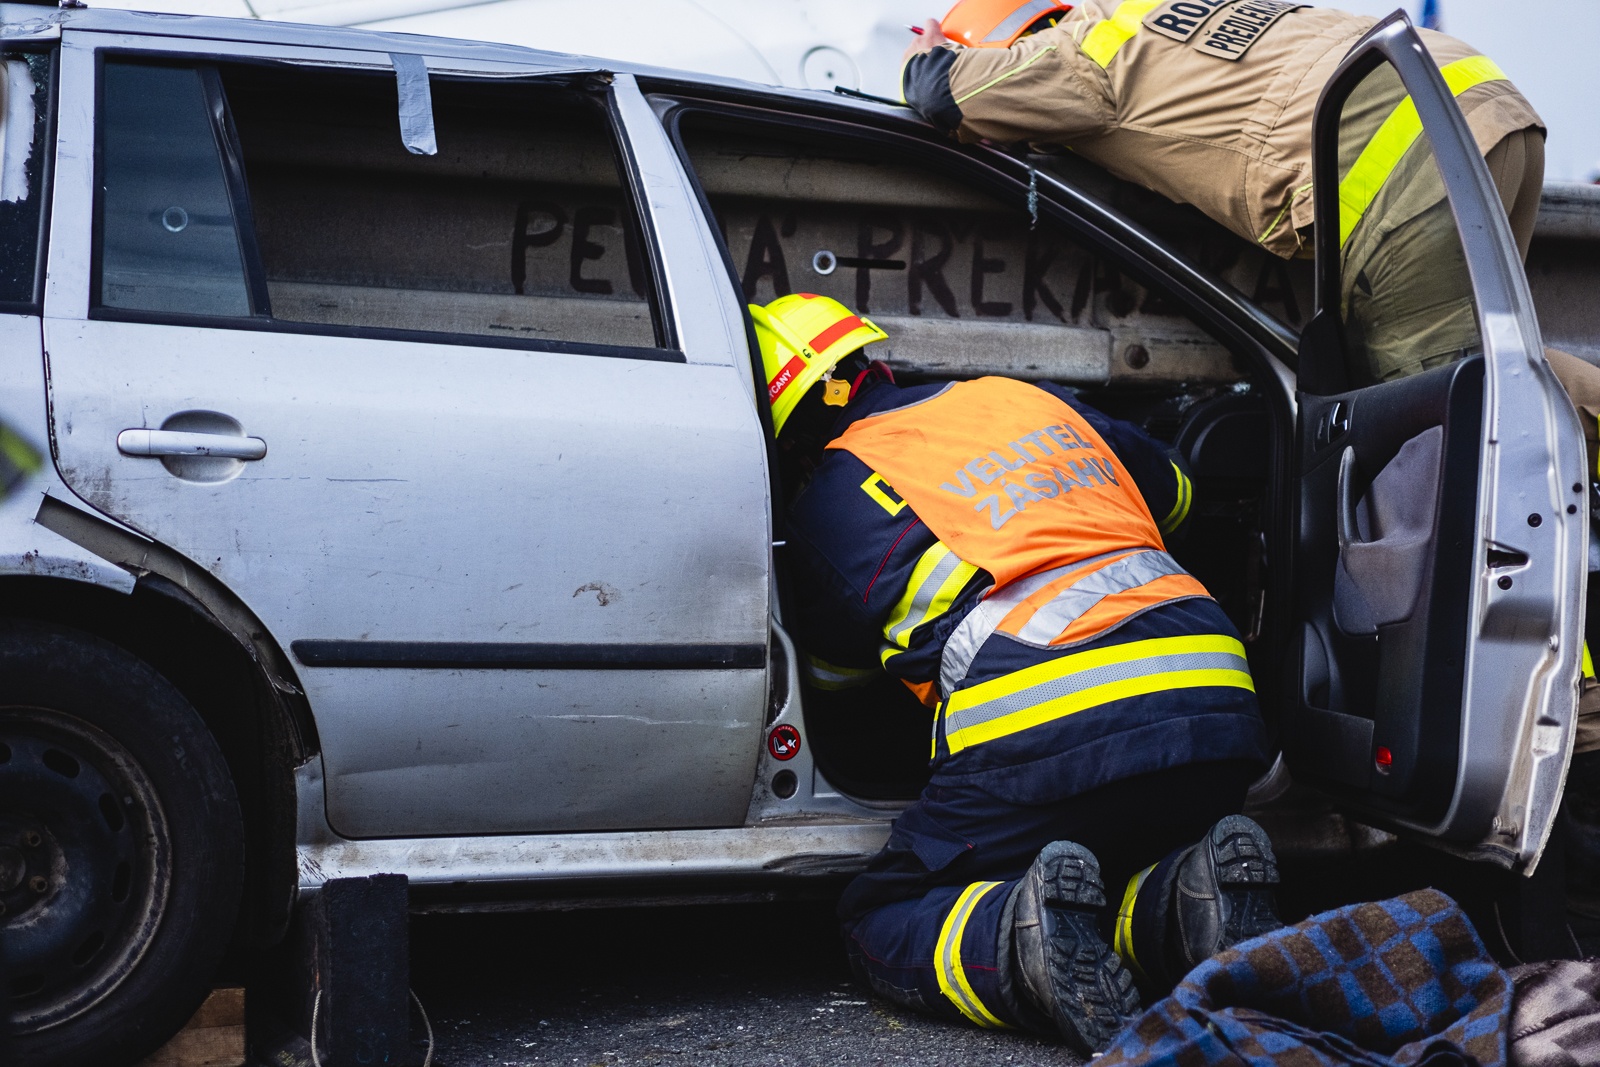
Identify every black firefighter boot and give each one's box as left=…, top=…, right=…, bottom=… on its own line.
left=1120, top=815, right=1283, bottom=991
left=998, top=841, right=1141, bottom=1054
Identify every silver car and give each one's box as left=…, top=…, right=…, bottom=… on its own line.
left=0, top=4, right=1590, bottom=1062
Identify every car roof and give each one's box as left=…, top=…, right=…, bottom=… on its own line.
left=2, top=3, right=910, bottom=119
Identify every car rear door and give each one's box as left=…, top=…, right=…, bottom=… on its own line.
left=1286, top=13, right=1586, bottom=869
left=42, top=30, right=770, bottom=838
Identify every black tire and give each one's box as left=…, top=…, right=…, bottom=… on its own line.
left=0, top=620, right=244, bottom=1066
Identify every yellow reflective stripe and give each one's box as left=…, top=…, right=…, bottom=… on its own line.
left=1584, top=641, right=1595, bottom=681
left=1338, top=55, right=1509, bottom=247
left=955, top=44, right=1058, bottom=105
left=943, top=635, right=1253, bottom=753
left=1159, top=462, right=1192, bottom=534
left=952, top=633, right=1244, bottom=706
left=861, top=471, right=909, bottom=516
left=935, top=881, right=1011, bottom=1029
left=948, top=668, right=1253, bottom=752
left=883, top=542, right=979, bottom=650
left=1113, top=863, right=1155, bottom=984
left=1080, top=0, right=1162, bottom=67
left=1258, top=181, right=1314, bottom=245
left=803, top=653, right=878, bottom=690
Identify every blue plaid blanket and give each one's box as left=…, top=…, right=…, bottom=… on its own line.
left=1099, top=890, right=1512, bottom=1067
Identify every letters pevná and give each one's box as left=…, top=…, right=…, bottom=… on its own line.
left=939, top=421, right=1122, bottom=529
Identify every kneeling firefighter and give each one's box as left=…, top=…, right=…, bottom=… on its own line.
left=756, top=292, right=1280, bottom=1051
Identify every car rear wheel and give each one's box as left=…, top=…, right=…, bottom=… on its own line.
left=1, top=621, right=243, bottom=1067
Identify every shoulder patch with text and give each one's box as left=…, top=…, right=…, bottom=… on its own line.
left=1142, top=0, right=1303, bottom=60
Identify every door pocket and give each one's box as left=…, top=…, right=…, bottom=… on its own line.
left=1333, top=425, right=1443, bottom=637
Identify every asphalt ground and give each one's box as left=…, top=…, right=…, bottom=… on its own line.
left=407, top=901, right=1083, bottom=1067
left=394, top=827, right=1594, bottom=1067
left=241, top=804, right=1592, bottom=1067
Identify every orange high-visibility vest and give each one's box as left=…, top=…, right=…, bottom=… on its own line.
left=829, top=377, right=1209, bottom=652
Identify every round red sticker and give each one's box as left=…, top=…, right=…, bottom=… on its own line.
left=768, top=724, right=802, bottom=761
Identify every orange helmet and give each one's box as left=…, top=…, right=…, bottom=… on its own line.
left=940, top=0, right=1072, bottom=48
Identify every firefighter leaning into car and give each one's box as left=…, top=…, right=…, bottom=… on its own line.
left=899, top=0, right=1545, bottom=386
left=756, top=292, right=1278, bottom=1052
left=902, top=0, right=1600, bottom=938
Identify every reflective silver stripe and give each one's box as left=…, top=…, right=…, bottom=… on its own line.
left=983, top=0, right=1059, bottom=43
left=937, top=548, right=1133, bottom=698
left=886, top=545, right=967, bottom=646
left=943, top=648, right=1250, bottom=737
left=935, top=881, right=1009, bottom=1028
left=1013, top=550, right=1187, bottom=645
left=804, top=654, right=877, bottom=689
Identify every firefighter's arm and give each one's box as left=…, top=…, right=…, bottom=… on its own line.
left=1037, top=384, right=1196, bottom=538
left=900, top=23, right=1113, bottom=146
left=783, top=459, right=899, bottom=691
left=784, top=534, right=889, bottom=691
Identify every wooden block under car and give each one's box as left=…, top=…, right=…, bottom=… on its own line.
left=136, top=986, right=246, bottom=1067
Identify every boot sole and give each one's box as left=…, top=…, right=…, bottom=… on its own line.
left=1034, top=842, right=1141, bottom=1054
left=1208, top=815, right=1283, bottom=947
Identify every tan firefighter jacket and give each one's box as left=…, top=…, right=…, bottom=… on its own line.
left=900, top=1, right=1542, bottom=259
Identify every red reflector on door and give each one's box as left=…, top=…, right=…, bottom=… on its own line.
left=1375, top=746, right=1393, bottom=771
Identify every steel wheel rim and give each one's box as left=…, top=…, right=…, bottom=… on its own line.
left=1, top=706, right=171, bottom=1031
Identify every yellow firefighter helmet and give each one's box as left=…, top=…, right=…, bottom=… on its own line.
left=750, top=294, right=888, bottom=436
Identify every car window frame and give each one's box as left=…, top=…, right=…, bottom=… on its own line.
left=1305, top=16, right=1545, bottom=395
left=650, top=90, right=1305, bottom=731
left=84, top=45, right=683, bottom=363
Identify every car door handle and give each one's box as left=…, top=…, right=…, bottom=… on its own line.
left=1336, top=446, right=1361, bottom=551
left=117, top=429, right=267, bottom=461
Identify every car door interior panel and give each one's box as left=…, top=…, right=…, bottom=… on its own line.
left=1291, top=357, right=1483, bottom=817
left=1289, top=13, right=1584, bottom=866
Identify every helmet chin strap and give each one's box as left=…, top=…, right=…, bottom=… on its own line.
left=850, top=360, right=896, bottom=399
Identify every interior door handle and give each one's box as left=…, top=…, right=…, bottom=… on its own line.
left=1336, top=446, right=1361, bottom=551
left=117, top=429, right=267, bottom=461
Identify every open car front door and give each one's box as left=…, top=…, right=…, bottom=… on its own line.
left=1286, top=12, right=1586, bottom=870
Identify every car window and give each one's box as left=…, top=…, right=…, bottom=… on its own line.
left=99, top=63, right=254, bottom=317
left=94, top=57, right=662, bottom=351
left=676, top=116, right=1241, bottom=385
left=0, top=51, right=52, bottom=309
left=1336, top=61, right=1480, bottom=384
